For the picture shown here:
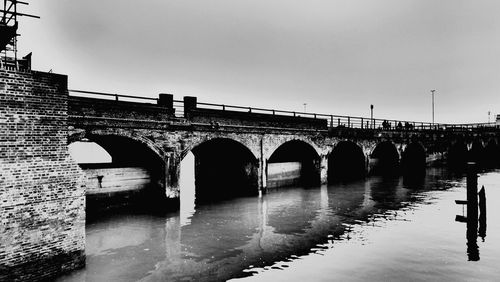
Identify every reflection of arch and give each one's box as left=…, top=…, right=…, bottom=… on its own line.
left=328, top=141, right=365, bottom=182
left=370, top=141, right=399, bottom=175
left=401, top=142, right=426, bottom=173
left=267, top=140, right=321, bottom=187
left=190, top=138, right=259, bottom=202
left=448, top=140, right=468, bottom=169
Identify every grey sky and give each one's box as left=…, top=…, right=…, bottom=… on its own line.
left=18, top=0, right=500, bottom=123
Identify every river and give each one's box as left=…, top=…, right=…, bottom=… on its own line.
left=57, top=168, right=500, bottom=281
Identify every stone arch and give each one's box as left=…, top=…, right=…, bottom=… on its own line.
left=180, top=135, right=259, bottom=162
left=469, top=139, right=485, bottom=165
left=188, top=137, right=259, bottom=202
left=264, top=136, right=322, bottom=161
left=484, top=139, right=500, bottom=166
left=370, top=141, right=400, bottom=175
left=401, top=142, right=426, bottom=174
left=267, top=139, right=321, bottom=187
left=67, top=130, right=168, bottom=212
left=328, top=141, right=366, bottom=182
left=68, top=130, right=167, bottom=163
left=448, top=139, right=468, bottom=169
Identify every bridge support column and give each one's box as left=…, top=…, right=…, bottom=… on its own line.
left=164, top=153, right=180, bottom=199
left=258, top=158, right=268, bottom=194
left=320, top=155, right=328, bottom=184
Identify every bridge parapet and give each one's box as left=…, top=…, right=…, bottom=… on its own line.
left=69, top=89, right=500, bottom=133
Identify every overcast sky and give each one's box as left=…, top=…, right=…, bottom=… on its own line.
left=17, top=0, right=500, bottom=123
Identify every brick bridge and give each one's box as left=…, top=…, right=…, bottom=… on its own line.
left=68, top=90, right=500, bottom=203
left=2, top=69, right=499, bottom=280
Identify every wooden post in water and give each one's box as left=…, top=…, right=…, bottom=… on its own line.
left=466, top=162, right=479, bottom=261
left=466, top=162, right=478, bottom=219
left=479, top=185, right=487, bottom=240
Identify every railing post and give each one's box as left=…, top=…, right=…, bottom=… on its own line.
left=115, top=94, right=118, bottom=101
left=347, top=117, right=351, bottom=128
left=330, top=115, right=333, bottom=127
left=272, top=110, right=275, bottom=115
left=293, top=112, right=296, bottom=117
left=222, top=105, right=226, bottom=111
left=338, top=118, right=340, bottom=127
left=183, top=96, right=197, bottom=118
left=249, top=107, right=252, bottom=113
left=361, top=118, right=364, bottom=129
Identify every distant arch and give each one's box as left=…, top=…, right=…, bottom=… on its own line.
left=469, top=140, right=485, bottom=165
left=370, top=141, right=400, bottom=175
left=484, top=139, right=500, bottom=166
left=267, top=139, right=321, bottom=187
left=401, top=142, right=426, bottom=174
left=328, top=141, right=366, bottom=182
left=448, top=140, right=468, bottom=169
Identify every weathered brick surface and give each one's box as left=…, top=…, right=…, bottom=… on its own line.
left=0, top=69, right=85, bottom=281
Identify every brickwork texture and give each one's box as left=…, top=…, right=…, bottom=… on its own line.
left=0, top=69, right=85, bottom=281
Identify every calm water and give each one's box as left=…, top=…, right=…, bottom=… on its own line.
left=58, top=168, right=500, bottom=281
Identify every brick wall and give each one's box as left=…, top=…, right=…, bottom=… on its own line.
left=0, top=68, right=86, bottom=281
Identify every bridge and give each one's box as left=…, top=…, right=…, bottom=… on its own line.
left=2, top=68, right=500, bottom=280
left=67, top=89, right=500, bottom=205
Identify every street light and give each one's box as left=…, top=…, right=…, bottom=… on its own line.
left=430, top=90, right=436, bottom=124
left=370, top=104, right=374, bottom=129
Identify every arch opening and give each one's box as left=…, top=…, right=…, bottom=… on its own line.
left=447, top=141, right=468, bottom=170
left=401, top=142, right=426, bottom=175
left=190, top=138, right=259, bottom=203
left=484, top=140, right=500, bottom=167
left=328, top=141, right=366, bottom=182
left=468, top=140, right=485, bottom=166
left=370, top=141, right=399, bottom=176
left=267, top=140, right=321, bottom=187
left=69, top=135, right=166, bottom=214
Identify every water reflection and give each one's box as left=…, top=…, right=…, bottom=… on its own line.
left=58, top=168, right=488, bottom=282
left=456, top=185, right=487, bottom=261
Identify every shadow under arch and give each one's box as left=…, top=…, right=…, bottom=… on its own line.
left=68, top=133, right=167, bottom=215
left=448, top=140, right=468, bottom=170
left=401, top=142, right=426, bottom=175
left=328, top=141, right=366, bottom=182
left=190, top=138, right=259, bottom=203
left=468, top=140, right=485, bottom=166
left=370, top=141, right=400, bottom=176
left=484, top=139, right=500, bottom=167
left=267, top=139, right=321, bottom=187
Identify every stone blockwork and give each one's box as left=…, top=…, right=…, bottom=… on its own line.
left=67, top=92, right=500, bottom=201
left=0, top=68, right=85, bottom=281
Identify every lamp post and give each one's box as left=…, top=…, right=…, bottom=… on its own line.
left=430, top=90, right=436, bottom=125
left=303, top=103, right=307, bottom=112
left=370, top=104, right=374, bottom=129
left=488, top=111, right=491, bottom=123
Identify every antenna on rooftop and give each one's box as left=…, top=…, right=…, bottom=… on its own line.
left=0, top=0, right=39, bottom=69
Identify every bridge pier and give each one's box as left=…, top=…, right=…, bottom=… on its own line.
left=164, top=153, right=181, bottom=198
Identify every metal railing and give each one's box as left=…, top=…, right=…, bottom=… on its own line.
left=68, top=89, right=499, bottom=131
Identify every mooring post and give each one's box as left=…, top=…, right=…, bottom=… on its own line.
left=478, top=185, right=487, bottom=239
left=465, top=162, right=479, bottom=260
left=466, top=162, right=478, bottom=217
